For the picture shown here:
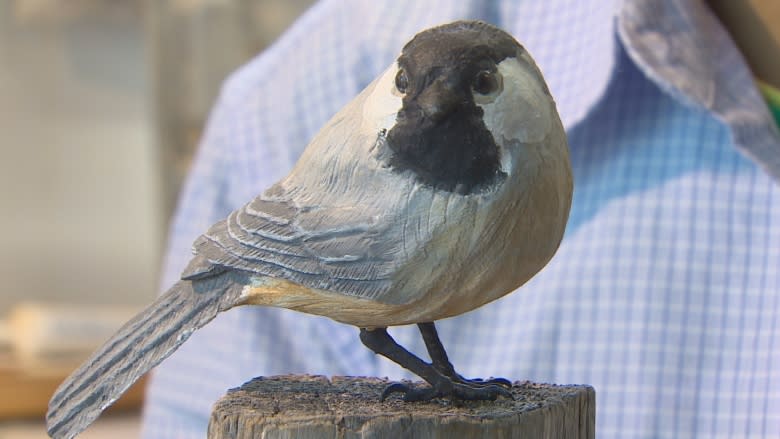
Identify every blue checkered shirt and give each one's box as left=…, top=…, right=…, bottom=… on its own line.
left=141, top=1, right=780, bottom=438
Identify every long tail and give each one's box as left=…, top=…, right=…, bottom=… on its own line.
left=46, top=274, right=244, bottom=439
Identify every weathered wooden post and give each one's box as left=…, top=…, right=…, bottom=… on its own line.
left=208, top=375, right=595, bottom=438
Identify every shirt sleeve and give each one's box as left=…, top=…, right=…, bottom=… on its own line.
left=157, top=95, right=237, bottom=292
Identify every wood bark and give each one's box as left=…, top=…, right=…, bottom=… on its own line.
left=208, top=375, right=595, bottom=438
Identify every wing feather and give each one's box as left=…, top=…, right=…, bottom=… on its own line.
left=188, top=186, right=402, bottom=300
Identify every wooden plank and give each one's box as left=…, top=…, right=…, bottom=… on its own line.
left=0, top=360, right=146, bottom=420
left=208, top=375, right=595, bottom=439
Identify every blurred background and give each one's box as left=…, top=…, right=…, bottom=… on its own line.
left=0, top=1, right=312, bottom=437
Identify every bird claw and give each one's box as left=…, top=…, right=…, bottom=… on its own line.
left=380, top=382, right=412, bottom=401
left=381, top=380, right=514, bottom=402
left=455, top=375, right=513, bottom=389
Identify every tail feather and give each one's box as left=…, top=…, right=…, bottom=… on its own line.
left=46, top=275, right=243, bottom=439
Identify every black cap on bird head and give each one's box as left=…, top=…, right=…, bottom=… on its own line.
left=385, top=21, right=527, bottom=195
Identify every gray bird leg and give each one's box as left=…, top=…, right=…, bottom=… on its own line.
left=359, top=327, right=513, bottom=402
left=417, top=322, right=512, bottom=388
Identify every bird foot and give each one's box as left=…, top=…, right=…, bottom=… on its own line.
left=381, top=379, right=514, bottom=402
left=452, top=375, right=513, bottom=389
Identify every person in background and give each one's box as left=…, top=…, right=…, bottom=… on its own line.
left=142, top=1, right=780, bottom=438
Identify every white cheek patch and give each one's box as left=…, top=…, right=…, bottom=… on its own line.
left=478, top=56, right=553, bottom=147
left=362, top=63, right=404, bottom=133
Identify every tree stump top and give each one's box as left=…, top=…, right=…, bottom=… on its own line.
left=209, top=375, right=595, bottom=438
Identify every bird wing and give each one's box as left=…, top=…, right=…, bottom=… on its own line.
left=184, top=181, right=409, bottom=303
left=182, top=71, right=474, bottom=306
left=180, top=72, right=456, bottom=305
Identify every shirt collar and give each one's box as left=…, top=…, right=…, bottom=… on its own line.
left=503, top=0, right=779, bottom=183
left=617, top=0, right=780, bottom=182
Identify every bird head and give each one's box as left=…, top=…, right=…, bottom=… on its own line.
left=363, top=20, right=559, bottom=195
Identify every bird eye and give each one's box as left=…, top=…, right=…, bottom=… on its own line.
left=395, top=69, right=409, bottom=94
left=473, top=70, right=499, bottom=95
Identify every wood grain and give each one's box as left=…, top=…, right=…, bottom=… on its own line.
left=209, top=375, right=595, bottom=438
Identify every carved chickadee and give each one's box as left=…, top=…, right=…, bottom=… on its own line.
left=47, top=20, right=572, bottom=438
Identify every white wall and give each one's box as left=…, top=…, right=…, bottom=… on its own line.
left=0, top=3, right=162, bottom=310
left=0, top=0, right=317, bottom=312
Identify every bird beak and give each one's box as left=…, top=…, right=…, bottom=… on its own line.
left=402, top=80, right=467, bottom=125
